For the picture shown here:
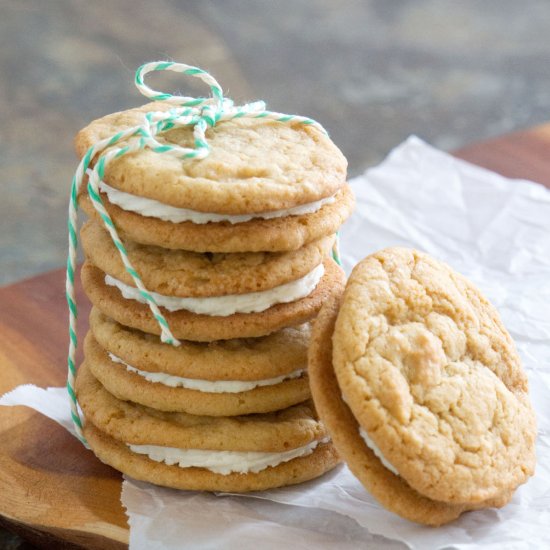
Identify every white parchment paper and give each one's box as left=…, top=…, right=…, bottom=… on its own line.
left=2, top=137, right=550, bottom=549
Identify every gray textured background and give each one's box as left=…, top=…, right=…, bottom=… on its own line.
left=3, top=1, right=550, bottom=287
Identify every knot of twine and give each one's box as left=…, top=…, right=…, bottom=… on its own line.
left=65, top=62, right=333, bottom=445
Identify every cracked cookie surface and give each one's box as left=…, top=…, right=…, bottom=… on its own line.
left=332, top=247, right=536, bottom=505
left=308, top=292, right=512, bottom=526
left=75, top=103, right=347, bottom=214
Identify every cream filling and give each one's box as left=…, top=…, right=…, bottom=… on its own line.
left=99, top=180, right=336, bottom=224
left=108, top=352, right=305, bottom=393
left=128, top=437, right=330, bottom=475
left=104, top=262, right=325, bottom=316
left=359, top=427, right=399, bottom=476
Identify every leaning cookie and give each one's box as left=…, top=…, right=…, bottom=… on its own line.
left=308, top=248, right=536, bottom=526
left=76, top=362, right=340, bottom=492
left=81, top=258, right=345, bottom=341
left=85, top=310, right=312, bottom=415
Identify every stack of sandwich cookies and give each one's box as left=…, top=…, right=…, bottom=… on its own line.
left=74, top=80, right=352, bottom=491
left=308, top=247, right=536, bottom=525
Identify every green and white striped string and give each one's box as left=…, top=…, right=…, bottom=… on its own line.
left=66, top=61, right=335, bottom=445
left=332, top=233, right=342, bottom=266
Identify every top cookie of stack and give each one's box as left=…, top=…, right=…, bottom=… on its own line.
left=77, top=102, right=354, bottom=253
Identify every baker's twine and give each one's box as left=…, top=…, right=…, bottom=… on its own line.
left=65, top=61, right=340, bottom=445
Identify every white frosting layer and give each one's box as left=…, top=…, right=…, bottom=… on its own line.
left=99, top=181, right=336, bottom=224
left=128, top=437, right=330, bottom=475
left=104, top=262, right=325, bottom=316
left=108, top=352, right=305, bottom=393
left=359, top=427, right=399, bottom=476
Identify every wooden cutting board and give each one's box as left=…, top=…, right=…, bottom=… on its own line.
left=2, top=126, right=550, bottom=550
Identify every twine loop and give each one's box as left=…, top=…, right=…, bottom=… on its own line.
left=133, top=62, right=302, bottom=160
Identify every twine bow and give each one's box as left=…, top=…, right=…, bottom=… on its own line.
left=133, top=62, right=326, bottom=160
left=65, top=62, right=333, bottom=444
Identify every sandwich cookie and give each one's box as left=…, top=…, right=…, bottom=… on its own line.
left=76, top=103, right=354, bottom=252
left=81, top=220, right=335, bottom=298
left=79, top=186, right=354, bottom=253
left=308, top=247, right=536, bottom=525
left=76, top=362, right=340, bottom=492
left=75, top=103, right=347, bottom=214
left=81, top=258, right=345, bottom=341
left=86, top=308, right=312, bottom=415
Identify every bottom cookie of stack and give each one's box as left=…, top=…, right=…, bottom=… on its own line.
left=76, top=362, right=340, bottom=492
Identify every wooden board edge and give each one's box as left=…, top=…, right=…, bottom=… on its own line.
left=0, top=514, right=128, bottom=550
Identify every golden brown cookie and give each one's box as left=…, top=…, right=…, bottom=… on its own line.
left=308, top=293, right=512, bottom=526
left=76, top=362, right=340, bottom=492
left=89, top=308, right=310, bottom=381
left=332, top=248, right=536, bottom=506
left=79, top=185, right=354, bottom=253
left=84, top=424, right=339, bottom=493
left=81, top=258, right=345, bottom=341
left=84, top=332, right=311, bottom=416
left=77, top=360, right=324, bottom=450
left=75, top=103, right=347, bottom=214
left=81, top=220, right=334, bottom=296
